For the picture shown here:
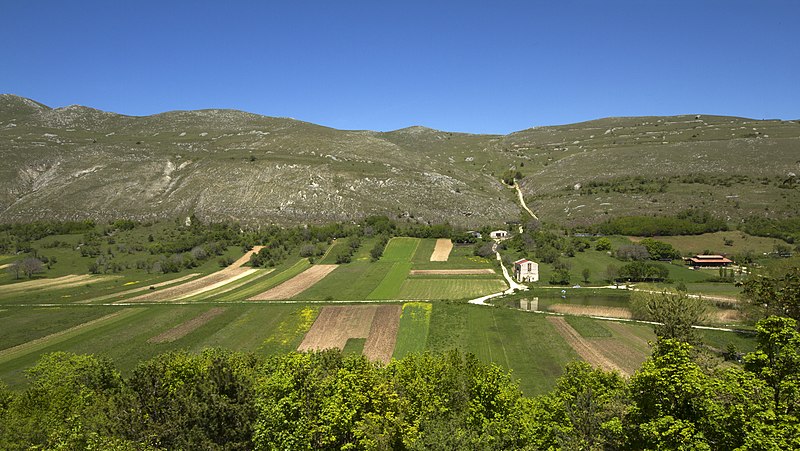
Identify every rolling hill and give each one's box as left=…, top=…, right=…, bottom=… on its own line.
left=1, top=94, right=798, bottom=227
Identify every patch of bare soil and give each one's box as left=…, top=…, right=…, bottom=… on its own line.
left=429, top=239, right=453, bottom=261
left=249, top=264, right=337, bottom=300
left=121, top=246, right=264, bottom=303
left=548, top=304, right=633, bottom=319
left=363, top=305, right=402, bottom=364
left=547, top=316, right=626, bottom=375
left=410, top=268, right=495, bottom=275
left=148, top=307, right=226, bottom=343
left=298, top=305, right=377, bottom=351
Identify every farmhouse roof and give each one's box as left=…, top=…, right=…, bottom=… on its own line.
left=688, top=255, right=732, bottom=264
left=514, top=259, right=531, bottom=264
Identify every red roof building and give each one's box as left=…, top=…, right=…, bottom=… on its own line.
left=686, top=254, right=733, bottom=267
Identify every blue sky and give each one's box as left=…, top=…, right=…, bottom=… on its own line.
left=2, top=1, right=798, bottom=133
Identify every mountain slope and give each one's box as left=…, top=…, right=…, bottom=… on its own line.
left=1, top=94, right=798, bottom=226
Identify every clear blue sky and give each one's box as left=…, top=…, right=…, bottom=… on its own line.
left=2, top=1, right=798, bottom=134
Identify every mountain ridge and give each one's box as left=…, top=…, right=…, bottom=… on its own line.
left=1, top=94, right=798, bottom=227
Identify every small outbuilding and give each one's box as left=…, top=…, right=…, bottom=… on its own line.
left=513, top=258, right=539, bottom=283
left=490, top=230, right=510, bottom=240
left=686, top=254, right=733, bottom=267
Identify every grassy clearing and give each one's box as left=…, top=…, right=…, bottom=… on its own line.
left=426, top=303, right=579, bottom=395
left=393, top=302, right=432, bottom=359
left=296, top=262, right=393, bottom=301
left=381, top=237, right=420, bottom=262
left=367, top=262, right=412, bottom=299
left=564, top=316, right=613, bottom=338
left=396, top=278, right=507, bottom=300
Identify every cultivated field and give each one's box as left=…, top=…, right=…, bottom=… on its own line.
left=546, top=317, right=625, bottom=374
left=147, top=307, right=227, bottom=343
left=547, top=304, right=633, bottom=319
left=123, top=246, right=264, bottom=303
left=429, top=239, right=453, bottom=261
left=409, top=269, right=495, bottom=275
left=250, top=264, right=337, bottom=300
left=0, top=274, right=116, bottom=298
left=298, top=305, right=403, bottom=363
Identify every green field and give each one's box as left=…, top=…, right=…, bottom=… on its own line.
left=367, top=262, right=413, bottom=299
left=381, top=237, right=420, bottom=261
left=396, top=278, right=507, bottom=300
left=393, top=302, right=432, bottom=358
left=0, top=304, right=318, bottom=387
left=296, top=261, right=393, bottom=300
left=425, top=303, right=581, bottom=395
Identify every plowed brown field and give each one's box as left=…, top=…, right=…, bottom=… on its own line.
left=298, top=304, right=402, bottom=363
left=248, top=264, right=337, bottom=300
left=429, top=239, right=453, bottom=261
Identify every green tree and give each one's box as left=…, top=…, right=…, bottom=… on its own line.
left=628, top=340, right=711, bottom=449
left=528, top=362, right=627, bottom=450
left=741, top=268, right=800, bottom=321
left=631, top=291, right=707, bottom=345
left=744, top=316, right=800, bottom=414
left=595, top=237, right=611, bottom=251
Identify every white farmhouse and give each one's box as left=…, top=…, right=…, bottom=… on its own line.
left=490, top=230, right=509, bottom=240
left=513, top=258, right=539, bottom=283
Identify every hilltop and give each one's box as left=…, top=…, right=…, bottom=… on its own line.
left=1, top=94, right=798, bottom=226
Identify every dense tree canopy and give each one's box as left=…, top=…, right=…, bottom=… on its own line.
left=2, top=324, right=800, bottom=450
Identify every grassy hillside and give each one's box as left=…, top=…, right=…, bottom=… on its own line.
left=2, top=95, right=798, bottom=227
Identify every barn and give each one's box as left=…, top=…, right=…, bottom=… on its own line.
left=686, top=254, right=733, bottom=267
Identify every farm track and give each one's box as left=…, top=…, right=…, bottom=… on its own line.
left=120, top=246, right=264, bottom=303
left=0, top=308, right=144, bottom=364
left=148, top=307, right=227, bottom=343
left=546, top=316, right=626, bottom=375
left=250, top=264, right=337, bottom=301
left=429, top=239, right=453, bottom=261
left=363, top=305, right=402, bottom=364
